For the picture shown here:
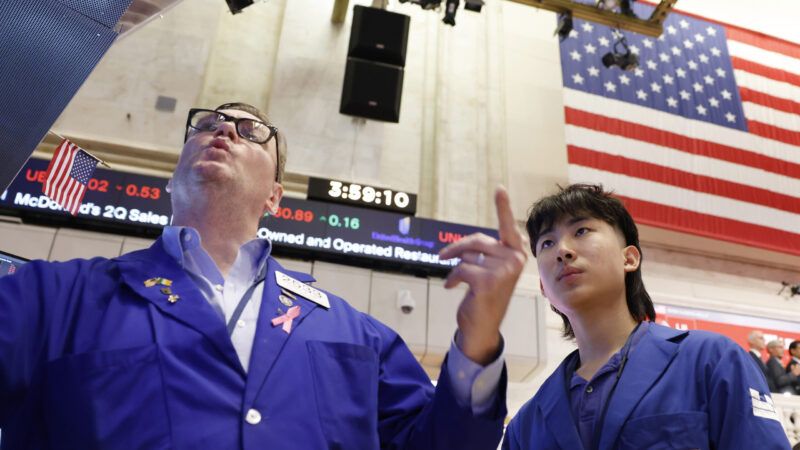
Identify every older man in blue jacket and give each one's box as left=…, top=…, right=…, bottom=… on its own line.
left=0, top=103, right=528, bottom=449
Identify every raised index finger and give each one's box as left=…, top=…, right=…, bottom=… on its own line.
left=495, top=186, right=523, bottom=249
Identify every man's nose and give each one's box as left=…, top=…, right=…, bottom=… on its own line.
left=213, top=120, right=238, bottom=142
left=556, top=241, right=575, bottom=262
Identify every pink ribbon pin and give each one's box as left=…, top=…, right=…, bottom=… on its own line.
left=271, top=306, right=301, bottom=334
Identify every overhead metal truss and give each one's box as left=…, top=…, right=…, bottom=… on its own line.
left=508, top=0, right=678, bottom=37
left=332, top=0, right=678, bottom=37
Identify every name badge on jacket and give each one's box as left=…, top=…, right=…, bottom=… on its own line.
left=275, top=271, right=330, bottom=309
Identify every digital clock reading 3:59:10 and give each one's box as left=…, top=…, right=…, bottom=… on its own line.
left=306, top=177, right=417, bottom=214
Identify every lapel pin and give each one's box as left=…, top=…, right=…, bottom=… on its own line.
left=160, top=287, right=172, bottom=295
left=167, top=294, right=180, bottom=304
left=144, top=277, right=173, bottom=288
left=271, top=305, right=301, bottom=334
left=278, top=294, right=294, bottom=307
left=280, top=288, right=296, bottom=300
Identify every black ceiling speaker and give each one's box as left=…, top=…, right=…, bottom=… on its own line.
left=225, top=0, right=254, bottom=14
left=348, top=6, right=410, bottom=67
left=341, top=6, right=410, bottom=123
left=340, top=58, right=404, bottom=123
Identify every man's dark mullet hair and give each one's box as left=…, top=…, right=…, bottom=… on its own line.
left=525, top=183, right=655, bottom=339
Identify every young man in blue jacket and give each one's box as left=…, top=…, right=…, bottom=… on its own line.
left=502, top=184, right=790, bottom=450
left=0, top=103, right=529, bottom=449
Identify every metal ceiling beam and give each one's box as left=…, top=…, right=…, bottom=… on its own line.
left=506, top=0, right=678, bottom=37
left=117, top=0, right=186, bottom=35
left=332, top=0, right=349, bottom=23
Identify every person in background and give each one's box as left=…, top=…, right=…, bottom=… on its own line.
left=749, top=330, right=776, bottom=392
left=786, top=340, right=800, bottom=394
left=766, top=339, right=800, bottom=394
left=502, top=184, right=790, bottom=450
left=0, top=103, right=529, bottom=449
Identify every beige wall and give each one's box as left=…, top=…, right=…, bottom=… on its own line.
left=37, top=0, right=800, bottom=416
left=54, top=1, right=224, bottom=152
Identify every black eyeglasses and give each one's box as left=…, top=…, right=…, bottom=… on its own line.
left=185, top=108, right=278, bottom=145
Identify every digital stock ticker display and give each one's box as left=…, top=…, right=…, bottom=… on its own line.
left=1, top=158, right=172, bottom=228
left=260, top=196, right=497, bottom=275
left=1, top=159, right=496, bottom=276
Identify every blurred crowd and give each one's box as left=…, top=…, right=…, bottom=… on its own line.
left=748, top=330, right=800, bottom=395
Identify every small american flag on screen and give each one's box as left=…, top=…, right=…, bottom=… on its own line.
left=559, top=3, right=800, bottom=256
left=42, top=139, right=99, bottom=216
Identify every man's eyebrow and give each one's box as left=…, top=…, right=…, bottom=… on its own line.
left=536, top=216, right=590, bottom=244
left=536, top=225, right=553, bottom=242
left=567, top=216, right=589, bottom=226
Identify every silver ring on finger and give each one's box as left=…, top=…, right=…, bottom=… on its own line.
left=476, top=252, right=485, bottom=266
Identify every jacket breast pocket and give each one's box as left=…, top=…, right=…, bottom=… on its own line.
left=618, top=411, right=710, bottom=450
left=307, top=340, right=380, bottom=450
left=44, top=344, right=170, bottom=450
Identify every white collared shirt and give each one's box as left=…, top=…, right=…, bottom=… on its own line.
left=162, top=226, right=269, bottom=372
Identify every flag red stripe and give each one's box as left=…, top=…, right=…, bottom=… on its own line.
left=53, top=148, right=77, bottom=207
left=726, top=27, right=800, bottom=60
left=54, top=168, right=74, bottom=207
left=564, top=107, right=800, bottom=179
left=70, top=183, right=87, bottom=214
left=75, top=186, right=88, bottom=214
left=55, top=153, right=80, bottom=210
left=61, top=178, right=79, bottom=213
left=52, top=145, right=78, bottom=206
left=66, top=179, right=86, bottom=214
left=61, top=155, right=82, bottom=209
left=68, top=185, right=87, bottom=215
left=739, top=87, right=800, bottom=116
left=618, top=196, right=800, bottom=256
left=568, top=145, right=800, bottom=215
left=44, top=142, right=72, bottom=199
left=746, top=120, right=800, bottom=147
left=63, top=178, right=80, bottom=213
left=731, top=56, right=800, bottom=88
left=43, top=140, right=68, bottom=195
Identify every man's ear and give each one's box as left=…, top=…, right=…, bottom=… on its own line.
left=622, top=245, right=641, bottom=273
left=263, top=182, right=284, bottom=216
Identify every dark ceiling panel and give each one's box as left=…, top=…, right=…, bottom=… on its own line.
left=57, top=0, right=133, bottom=28
left=0, top=0, right=131, bottom=192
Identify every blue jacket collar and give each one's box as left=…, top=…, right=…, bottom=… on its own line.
left=116, top=237, right=317, bottom=378
left=536, top=323, right=687, bottom=450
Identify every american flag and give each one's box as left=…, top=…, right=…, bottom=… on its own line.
left=42, top=139, right=99, bottom=216
left=559, top=4, right=800, bottom=256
